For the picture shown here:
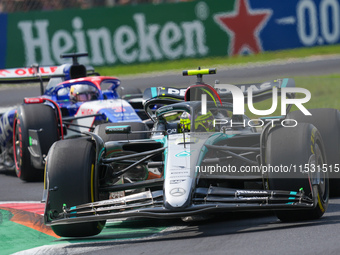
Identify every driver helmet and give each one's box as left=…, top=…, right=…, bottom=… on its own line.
left=70, top=84, right=99, bottom=102
left=194, top=110, right=215, bottom=132
left=179, top=112, right=191, bottom=132
left=179, top=111, right=215, bottom=132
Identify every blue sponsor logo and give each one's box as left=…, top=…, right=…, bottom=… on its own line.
left=175, top=151, right=191, bottom=157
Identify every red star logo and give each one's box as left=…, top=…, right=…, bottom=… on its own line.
left=214, top=0, right=272, bottom=56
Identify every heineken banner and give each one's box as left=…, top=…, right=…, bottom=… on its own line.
left=0, top=0, right=340, bottom=68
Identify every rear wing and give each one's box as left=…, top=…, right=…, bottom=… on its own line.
left=143, top=86, right=187, bottom=101
left=0, top=53, right=97, bottom=95
left=0, top=65, right=96, bottom=84
left=215, top=78, right=296, bottom=104
left=143, top=67, right=296, bottom=104
left=142, top=68, right=299, bottom=119
left=0, top=66, right=58, bottom=83
left=142, top=68, right=217, bottom=102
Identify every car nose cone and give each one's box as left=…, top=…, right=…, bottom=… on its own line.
left=170, top=188, right=186, bottom=196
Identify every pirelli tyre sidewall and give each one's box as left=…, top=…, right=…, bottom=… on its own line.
left=266, top=123, right=329, bottom=222
left=45, top=137, right=105, bottom=237
left=14, top=104, right=59, bottom=181
left=287, top=108, right=340, bottom=196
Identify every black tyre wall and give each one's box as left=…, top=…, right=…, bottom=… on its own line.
left=287, top=108, right=340, bottom=196
left=266, top=123, right=329, bottom=221
left=15, top=104, right=59, bottom=181
left=45, top=137, right=105, bottom=237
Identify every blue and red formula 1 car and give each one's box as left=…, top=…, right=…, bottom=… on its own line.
left=0, top=53, right=146, bottom=181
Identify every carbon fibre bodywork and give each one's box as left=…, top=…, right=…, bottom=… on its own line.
left=43, top=69, right=329, bottom=236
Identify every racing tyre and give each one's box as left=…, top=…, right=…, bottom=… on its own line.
left=45, top=137, right=106, bottom=237
left=287, top=108, right=340, bottom=196
left=94, top=122, right=149, bottom=143
left=266, top=123, right=329, bottom=222
left=14, top=104, right=59, bottom=181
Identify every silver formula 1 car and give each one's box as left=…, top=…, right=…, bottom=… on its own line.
left=43, top=68, right=331, bottom=237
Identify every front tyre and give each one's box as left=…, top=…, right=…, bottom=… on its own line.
left=266, top=123, right=329, bottom=221
left=288, top=108, right=340, bottom=196
left=45, top=137, right=105, bottom=237
left=14, top=104, right=59, bottom=181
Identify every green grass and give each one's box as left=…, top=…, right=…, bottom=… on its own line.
left=96, top=44, right=340, bottom=77
left=295, top=74, right=340, bottom=109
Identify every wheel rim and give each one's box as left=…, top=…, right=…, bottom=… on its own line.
left=308, top=143, right=328, bottom=203
left=13, top=119, right=22, bottom=177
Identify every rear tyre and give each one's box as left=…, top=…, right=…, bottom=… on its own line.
left=94, top=122, right=149, bottom=143
left=14, top=104, right=59, bottom=181
left=266, top=123, right=329, bottom=222
left=45, top=137, right=105, bottom=237
left=287, top=108, right=340, bottom=196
